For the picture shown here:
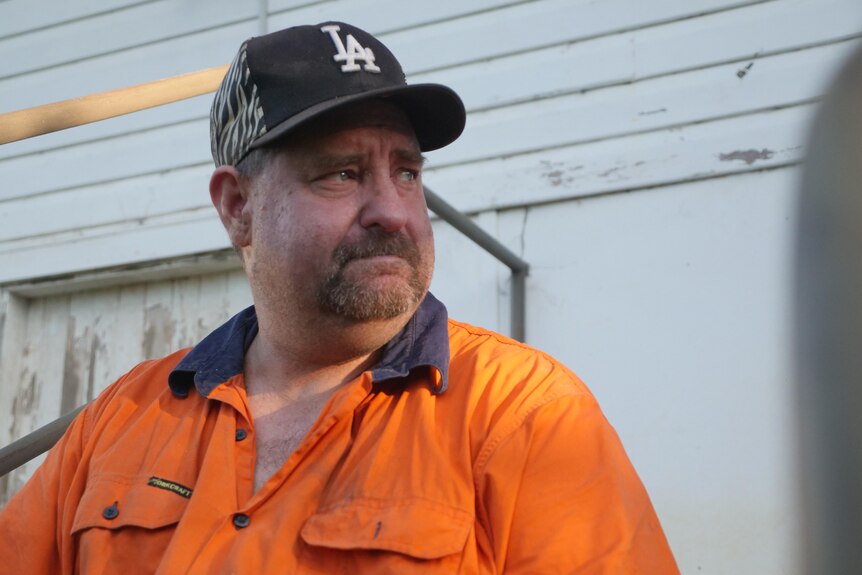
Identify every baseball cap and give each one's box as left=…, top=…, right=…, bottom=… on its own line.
left=210, top=22, right=466, bottom=167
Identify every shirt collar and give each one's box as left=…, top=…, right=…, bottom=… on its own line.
left=168, top=293, right=450, bottom=398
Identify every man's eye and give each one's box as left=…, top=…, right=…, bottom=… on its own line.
left=329, top=171, right=352, bottom=182
left=396, top=169, right=418, bottom=182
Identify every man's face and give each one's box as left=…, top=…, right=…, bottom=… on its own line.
left=244, top=101, right=435, bottom=324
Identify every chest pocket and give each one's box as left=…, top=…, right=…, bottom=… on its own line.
left=71, top=475, right=189, bottom=574
left=298, top=498, right=474, bottom=574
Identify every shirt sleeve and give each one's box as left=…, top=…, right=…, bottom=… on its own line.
left=474, top=387, right=680, bottom=574
left=0, top=405, right=91, bottom=574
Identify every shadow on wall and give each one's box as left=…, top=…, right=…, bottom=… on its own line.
left=795, top=42, right=862, bottom=575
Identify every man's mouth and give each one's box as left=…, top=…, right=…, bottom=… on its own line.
left=343, top=255, right=410, bottom=275
left=332, top=232, right=420, bottom=271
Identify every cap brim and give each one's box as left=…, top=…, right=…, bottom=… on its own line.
left=250, top=83, right=466, bottom=153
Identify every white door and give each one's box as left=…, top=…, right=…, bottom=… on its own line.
left=0, top=265, right=252, bottom=504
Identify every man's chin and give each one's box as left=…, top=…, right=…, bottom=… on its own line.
left=317, top=277, right=425, bottom=323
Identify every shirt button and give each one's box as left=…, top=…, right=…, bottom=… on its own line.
left=102, top=502, right=119, bottom=520
left=235, top=428, right=248, bottom=441
left=233, top=513, right=250, bottom=529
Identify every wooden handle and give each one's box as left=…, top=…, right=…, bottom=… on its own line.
left=0, top=64, right=229, bottom=145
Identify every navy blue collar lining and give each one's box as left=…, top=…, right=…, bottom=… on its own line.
left=168, top=293, right=450, bottom=398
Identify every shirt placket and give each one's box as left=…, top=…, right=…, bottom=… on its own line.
left=181, top=373, right=378, bottom=573
left=205, top=375, right=256, bottom=506
left=247, top=373, right=376, bottom=505
left=156, top=376, right=253, bottom=574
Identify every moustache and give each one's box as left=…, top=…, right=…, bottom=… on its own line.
left=331, top=231, right=421, bottom=270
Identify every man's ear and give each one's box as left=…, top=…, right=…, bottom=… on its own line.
left=210, top=166, right=252, bottom=249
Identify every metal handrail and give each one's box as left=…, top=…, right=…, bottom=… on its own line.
left=0, top=69, right=530, bottom=479
left=0, top=406, right=84, bottom=477
left=424, top=186, right=529, bottom=341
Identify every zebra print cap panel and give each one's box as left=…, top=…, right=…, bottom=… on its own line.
left=210, top=43, right=266, bottom=167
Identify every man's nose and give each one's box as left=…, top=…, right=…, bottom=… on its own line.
left=358, top=171, right=410, bottom=232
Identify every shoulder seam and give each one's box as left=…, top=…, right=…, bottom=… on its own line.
left=448, top=319, right=556, bottom=359
left=472, top=386, right=588, bottom=481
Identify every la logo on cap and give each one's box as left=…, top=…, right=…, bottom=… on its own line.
left=321, top=25, right=381, bottom=73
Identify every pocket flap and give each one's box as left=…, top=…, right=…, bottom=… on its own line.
left=300, top=498, right=473, bottom=559
left=72, top=475, right=189, bottom=533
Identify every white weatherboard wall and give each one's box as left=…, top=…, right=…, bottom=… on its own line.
left=1, top=1, right=860, bottom=572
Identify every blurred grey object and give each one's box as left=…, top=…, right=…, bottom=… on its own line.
left=796, top=42, right=862, bottom=574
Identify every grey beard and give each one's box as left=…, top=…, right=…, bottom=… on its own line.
left=315, top=231, right=426, bottom=321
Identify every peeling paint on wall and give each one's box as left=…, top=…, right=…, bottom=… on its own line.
left=143, top=303, right=176, bottom=359
left=542, top=161, right=583, bottom=187
left=61, top=320, right=80, bottom=415
left=0, top=304, right=6, bottom=361
left=638, top=108, right=667, bottom=116
left=719, top=149, right=775, bottom=165
left=736, top=61, right=755, bottom=79
left=10, top=372, right=40, bottom=440
left=87, top=336, right=101, bottom=402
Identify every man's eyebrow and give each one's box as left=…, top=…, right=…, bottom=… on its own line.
left=394, top=148, right=427, bottom=166
left=296, top=149, right=426, bottom=174
left=298, top=154, right=364, bottom=174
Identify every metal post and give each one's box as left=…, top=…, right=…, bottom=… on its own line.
left=424, top=186, right=530, bottom=342
left=510, top=268, right=527, bottom=344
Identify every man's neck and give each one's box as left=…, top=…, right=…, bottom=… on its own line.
left=243, top=331, right=380, bottom=405
left=243, top=314, right=409, bottom=493
left=244, top=306, right=415, bottom=400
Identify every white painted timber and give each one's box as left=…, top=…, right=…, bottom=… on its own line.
left=0, top=207, right=229, bottom=284
left=1, top=118, right=209, bottom=202
left=432, top=38, right=860, bottom=166
left=141, top=278, right=178, bottom=359
left=0, top=268, right=252, bottom=503
left=1, top=36, right=852, bottom=284
left=0, top=0, right=256, bottom=80
left=0, top=164, right=213, bottom=243
left=3, top=296, right=69, bottom=495
left=631, top=0, right=862, bottom=78
left=268, top=0, right=523, bottom=33
left=415, top=0, right=862, bottom=113
left=4, top=39, right=849, bottom=204
left=0, top=20, right=256, bottom=113
left=266, top=0, right=329, bottom=13
left=341, top=0, right=765, bottom=74
left=95, top=285, right=146, bottom=397
left=493, top=167, right=800, bottom=574
left=0, top=103, right=810, bottom=264
left=2, top=0, right=856, bottom=161
left=0, top=290, right=26, bottom=449
left=0, top=0, right=152, bottom=38
left=0, top=86, right=822, bottom=284
left=427, top=103, right=810, bottom=214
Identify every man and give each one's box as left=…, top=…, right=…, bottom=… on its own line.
left=0, top=22, right=678, bottom=573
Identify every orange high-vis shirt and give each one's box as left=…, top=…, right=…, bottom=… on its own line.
left=0, top=295, right=678, bottom=573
